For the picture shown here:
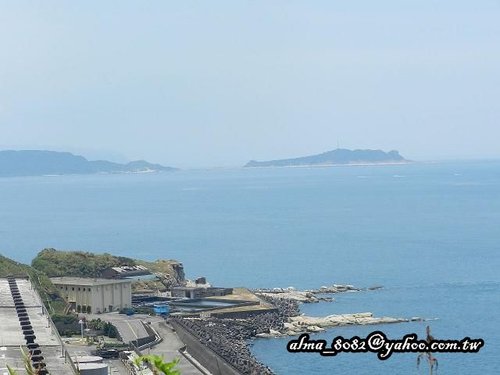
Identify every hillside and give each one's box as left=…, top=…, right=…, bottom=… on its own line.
left=0, top=150, right=177, bottom=177
left=0, top=248, right=187, bottom=316
left=31, top=248, right=135, bottom=277
left=0, top=254, right=66, bottom=314
left=32, top=248, right=185, bottom=290
left=245, top=148, right=408, bottom=167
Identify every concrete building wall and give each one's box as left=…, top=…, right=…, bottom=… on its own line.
left=92, top=287, right=102, bottom=313
left=53, top=279, right=131, bottom=314
left=171, top=287, right=233, bottom=299
left=57, top=284, right=93, bottom=313
left=91, top=283, right=131, bottom=313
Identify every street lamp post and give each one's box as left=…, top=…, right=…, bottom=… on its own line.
left=78, top=319, right=84, bottom=340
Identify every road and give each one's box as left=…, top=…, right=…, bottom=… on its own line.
left=87, top=312, right=149, bottom=343
left=148, top=319, right=211, bottom=375
left=87, top=312, right=210, bottom=375
left=65, top=339, right=131, bottom=375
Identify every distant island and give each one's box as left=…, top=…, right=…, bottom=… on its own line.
left=0, top=150, right=176, bottom=177
left=244, top=148, right=409, bottom=168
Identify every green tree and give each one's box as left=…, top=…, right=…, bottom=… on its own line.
left=134, top=355, right=180, bottom=375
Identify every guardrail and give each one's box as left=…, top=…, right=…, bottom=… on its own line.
left=170, top=318, right=243, bottom=375
left=28, top=276, right=80, bottom=374
left=64, top=349, right=80, bottom=374
left=129, top=321, right=163, bottom=351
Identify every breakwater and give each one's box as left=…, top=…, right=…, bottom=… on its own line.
left=169, top=297, right=299, bottom=374
left=171, top=316, right=274, bottom=375
left=168, top=286, right=422, bottom=373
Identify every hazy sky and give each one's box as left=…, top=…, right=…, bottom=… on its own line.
left=1, top=1, right=499, bottom=168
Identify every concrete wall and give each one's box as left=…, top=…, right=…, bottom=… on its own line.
left=57, top=284, right=93, bottom=312
left=93, top=283, right=131, bottom=313
left=54, top=281, right=131, bottom=314
left=211, top=307, right=278, bottom=319
left=171, top=287, right=234, bottom=299
left=170, top=320, right=242, bottom=375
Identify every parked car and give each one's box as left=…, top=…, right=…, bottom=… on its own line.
left=91, top=348, right=120, bottom=359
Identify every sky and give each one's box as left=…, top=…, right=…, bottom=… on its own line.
left=0, top=1, right=499, bottom=168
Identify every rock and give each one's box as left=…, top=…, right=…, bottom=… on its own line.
left=269, top=329, right=282, bottom=336
left=305, top=284, right=361, bottom=294
left=410, top=317, right=425, bottom=322
left=283, top=312, right=410, bottom=334
left=307, top=325, right=324, bottom=333
left=256, top=291, right=321, bottom=303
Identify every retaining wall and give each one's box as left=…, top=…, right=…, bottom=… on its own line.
left=169, top=320, right=242, bottom=375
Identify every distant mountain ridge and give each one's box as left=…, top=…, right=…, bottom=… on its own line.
left=245, top=148, right=408, bottom=167
left=0, top=150, right=176, bottom=177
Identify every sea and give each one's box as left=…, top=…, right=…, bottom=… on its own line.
left=0, top=160, right=498, bottom=374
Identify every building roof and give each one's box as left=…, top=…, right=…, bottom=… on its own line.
left=110, top=265, right=149, bottom=273
left=0, top=279, right=74, bottom=374
left=50, top=277, right=132, bottom=286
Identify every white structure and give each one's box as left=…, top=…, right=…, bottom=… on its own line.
left=51, top=277, right=132, bottom=314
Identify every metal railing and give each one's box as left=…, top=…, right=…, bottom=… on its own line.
left=28, top=276, right=80, bottom=374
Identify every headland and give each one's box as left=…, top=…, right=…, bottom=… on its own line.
left=245, top=148, right=409, bottom=168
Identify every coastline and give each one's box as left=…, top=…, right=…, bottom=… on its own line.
left=168, top=285, right=425, bottom=374
left=243, top=161, right=413, bottom=169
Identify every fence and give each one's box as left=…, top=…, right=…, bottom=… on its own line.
left=28, top=276, right=80, bottom=374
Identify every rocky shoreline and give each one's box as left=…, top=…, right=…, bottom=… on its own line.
left=259, top=312, right=424, bottom=337
left=169, top=297, right=298, bottom=374
left=170, top=284, right=423, bottom=374
left=253, top=284, right=382, bottom=303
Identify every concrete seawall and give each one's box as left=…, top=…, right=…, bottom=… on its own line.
left=170, top=320, right=242, bottom=375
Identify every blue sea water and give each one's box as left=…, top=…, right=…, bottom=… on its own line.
left=0, top=161, right=499, bottom=374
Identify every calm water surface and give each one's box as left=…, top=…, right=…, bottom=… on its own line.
left=0, top=161, right=498, bottom=374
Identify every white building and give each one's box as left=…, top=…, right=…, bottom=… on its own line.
left=51, top=277, right=132, bottom=314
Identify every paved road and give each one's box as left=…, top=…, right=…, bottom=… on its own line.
left=87, top=312, right=149, bottom=343
left=86, top=313, right=209, bottom=374
left=65, top=340, right=130, bottom=375
left=148, top=319, right=210, bottom=375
